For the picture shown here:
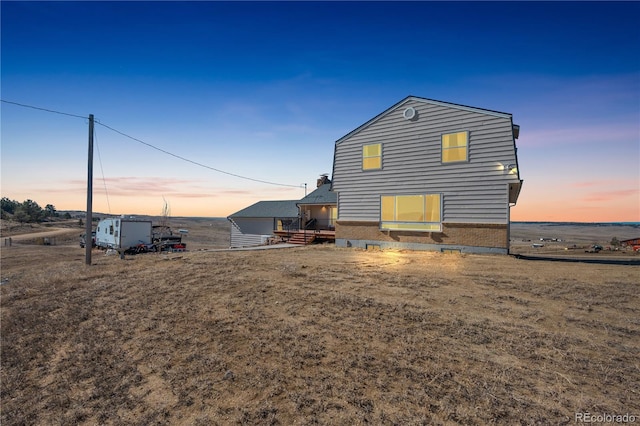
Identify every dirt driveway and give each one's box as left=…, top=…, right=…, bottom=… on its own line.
left=3, top=228, right=80, bottom=242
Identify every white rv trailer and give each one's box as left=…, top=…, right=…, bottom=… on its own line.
left=95, top=218, right=152, bottom=250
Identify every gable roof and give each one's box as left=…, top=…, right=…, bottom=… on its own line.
left=335, top=95, right=512, bottom=146
left=298, top=183, right=337, bottom=205
left=228, top=200, right=299, bottom=219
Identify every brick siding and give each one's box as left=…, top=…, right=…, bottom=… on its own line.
left=335, top=221, right=508, bottom=250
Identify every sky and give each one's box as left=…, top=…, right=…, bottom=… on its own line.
left=1, top=1, right=639, bottom=222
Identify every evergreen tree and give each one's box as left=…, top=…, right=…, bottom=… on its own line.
left=18, top=200, right=45, bottom=223
left=13, top=206, right=30, bottom=224
left=1, top=197, right=18, bottom=214
left=45, top=204, right=57, bottom=217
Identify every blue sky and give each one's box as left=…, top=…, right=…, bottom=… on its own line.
left=2, top=1, right=639, bottom=221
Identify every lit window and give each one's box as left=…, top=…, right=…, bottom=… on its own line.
left=442, top=131, right=468, bottom=163
left=381, top=196, right=395, bottom=222
left=363, top=143, right=382, bottom=170
left=380, top=194, right=442, bottom=232
left=397, top=195, right=424, bottom=222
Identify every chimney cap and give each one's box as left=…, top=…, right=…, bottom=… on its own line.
left=317, top=174, right=331, bottom=187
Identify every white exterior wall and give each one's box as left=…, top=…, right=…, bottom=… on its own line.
left=119, top=220, right=152, bottom=248
left=95, top=218, right=151, bottom=249
left=96, top=218, right=118, bottom=248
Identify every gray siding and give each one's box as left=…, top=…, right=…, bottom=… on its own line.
left=332, top=98, right=520, bottom=224
left=230, top=227, right=269, bottom=248
left=230, top=218, right=274, bottom=246
left=230, top=219, right=273, bottom=248
left=231, top=217, right=275, bottom=235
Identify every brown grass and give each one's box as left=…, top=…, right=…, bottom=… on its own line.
left=1, top=222, right=639, bottom=425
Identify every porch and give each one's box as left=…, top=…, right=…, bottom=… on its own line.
left=273, top=228, right=336, bottom=245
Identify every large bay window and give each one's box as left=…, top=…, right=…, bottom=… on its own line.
left=381, top=194, right=442, bottom=231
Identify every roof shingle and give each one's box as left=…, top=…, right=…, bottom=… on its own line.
left=228, top=200, right=299, bottom=218
left=298, top=183, right=337, bottom=205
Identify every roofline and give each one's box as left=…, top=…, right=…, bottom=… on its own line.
left=227, top=199, right=300, bottom=219
left=334, top=95, right=512, bottom=146
left=412, top=96, right=512, bottom=119
left=297, top=201, right=337, bottom=206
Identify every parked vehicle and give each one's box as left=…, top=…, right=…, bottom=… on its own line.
left=79, top=231, right=96, bottom=248
left=95, top=218, right=152, bottom=251
left=152, top=225, right=187, bottom=252
left=585, top=245, right=603, bottom=253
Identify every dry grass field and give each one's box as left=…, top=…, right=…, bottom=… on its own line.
left=1, top=219, right=639, bottom=425
left=510, top=222, right=640, bottom=259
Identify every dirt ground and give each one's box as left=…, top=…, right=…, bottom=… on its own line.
left=1, top=219, right=638, bottom=424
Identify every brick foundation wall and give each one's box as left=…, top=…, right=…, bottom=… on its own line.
left=335, top=221, right=508, bottom=250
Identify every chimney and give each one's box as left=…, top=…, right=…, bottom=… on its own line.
left=317, top=174, right=331, bottom=188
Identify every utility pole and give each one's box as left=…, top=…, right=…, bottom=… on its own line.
left=85, top=114, right=94, bottom=265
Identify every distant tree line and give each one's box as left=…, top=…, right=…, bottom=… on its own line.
left=1, top=197, right=71, bottom=224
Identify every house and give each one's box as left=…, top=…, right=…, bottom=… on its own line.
left=297, top=175, right=338, bottom=231
left=227, top=200, right=299, bottom=248
left=620, top=238, right=640, bottom=249
left=227, top=176, right=338, bottom=248
left=331, top=95, right=523, bottom=254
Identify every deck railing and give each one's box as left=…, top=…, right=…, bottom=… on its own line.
left=275, top=218, right=300, bottom=232
left=274, top=218, right=335, bottom=233
left=302, top=218, right=335, bottom=231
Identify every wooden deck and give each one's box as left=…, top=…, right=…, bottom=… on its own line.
left=273, top=230, right=336, bottom=245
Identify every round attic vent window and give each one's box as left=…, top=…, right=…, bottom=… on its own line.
left=403, top=107, right=416, bottom=120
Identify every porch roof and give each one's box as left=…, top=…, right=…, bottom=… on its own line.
left=298, top=183, right=337, bottom=206
left=227, top=200, right=299, bottom=219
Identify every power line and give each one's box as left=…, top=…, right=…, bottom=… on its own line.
left=1, top=98, right=303, bottom=189
left=1, top=99, right=86, bottom=120
left=93, top=125, right=112, bottom=214
left=95, top=121, right=302, bottom=188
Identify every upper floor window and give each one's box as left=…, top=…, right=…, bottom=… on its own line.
left=363, top=143, right=382, bottom=170
left=442, top=131, right=468, bottom=163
